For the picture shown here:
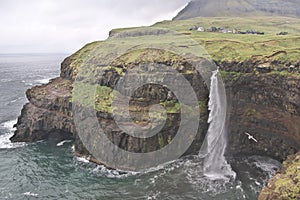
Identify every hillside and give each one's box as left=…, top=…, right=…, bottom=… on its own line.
left=174, top=0, right=300, bottom=20
left=110, top=16, right=300, bottom=63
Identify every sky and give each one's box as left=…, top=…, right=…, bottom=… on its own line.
left=0, top=0, right=189, bottom=54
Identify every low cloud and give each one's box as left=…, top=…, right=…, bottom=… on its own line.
left=0, top=0, right=188, bottom=53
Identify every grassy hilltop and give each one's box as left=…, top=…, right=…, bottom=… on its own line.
left=110, top=16, right=300, bottom=63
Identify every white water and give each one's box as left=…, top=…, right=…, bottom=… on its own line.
left=36, top=78, right=52, bottom=84
left=56, top=140, right=72, bottom=147
left=23, top=192, right=39, bottom=197
left=0, top=119, right=26, bottom=149
left=199, top=70, right=236, bottom=180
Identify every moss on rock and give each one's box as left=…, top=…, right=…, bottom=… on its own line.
left=259, top=151, right=300, bottom=200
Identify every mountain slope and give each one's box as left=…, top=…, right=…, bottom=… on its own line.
left=174, top=0, right=300, bottom=20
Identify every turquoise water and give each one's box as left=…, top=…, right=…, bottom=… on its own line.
left=0, top=54, right=280, bottom=199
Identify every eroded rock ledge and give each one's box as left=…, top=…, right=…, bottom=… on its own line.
left=11, top=77, right=74, bottom=142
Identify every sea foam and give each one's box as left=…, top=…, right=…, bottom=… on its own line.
left=0, top=119, right=26, bottom=149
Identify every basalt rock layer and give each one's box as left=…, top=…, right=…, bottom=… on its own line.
left=218, top=60, right=300, bottom=161
left=12, top=43, right=211, bottom=165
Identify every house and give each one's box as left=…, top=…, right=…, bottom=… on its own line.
left=197, top=27, right=205, bottom=32
left=222, top=28, right=233, bottom=33
left=189, top=26, right=198, bottom=31
left=277, top=32, right=288, bottom=35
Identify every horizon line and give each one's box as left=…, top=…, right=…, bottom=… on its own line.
left=0, top=52, right=71, bottom=55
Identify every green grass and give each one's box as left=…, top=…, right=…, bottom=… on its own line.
left=72, top=83, right=118, bottom=113
left=69, top=16, right=300, bottom=112
left=274, top=155, right=300, bottom=199
left=68, top=17, right=300, bottom=79
left=220, top=71, right=242, bottom=82
left=65, top=41, right=102, bottom=79
left=109, top=16, right=300, bottom=63
left=155, top=17, right=300, bottom=62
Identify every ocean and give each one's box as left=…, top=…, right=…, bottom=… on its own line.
left=0, top=54, right=281, bottom=200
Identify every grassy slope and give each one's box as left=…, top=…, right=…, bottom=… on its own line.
left=70, top=16, right=300, bottom=112
left=112, top=16, right=300, bottom=62
left=154, top=16, right=300, bottom=62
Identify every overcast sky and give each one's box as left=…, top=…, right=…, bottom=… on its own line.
left=0, top=0, right=189, bottom=54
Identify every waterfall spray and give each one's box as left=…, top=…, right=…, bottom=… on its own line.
left=199, top=69, right=236, bottom=180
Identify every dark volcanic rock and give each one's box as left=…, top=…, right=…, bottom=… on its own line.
left=11, top=78, right=74, bottom=142
left=11, top=47, right=210, bottom=166
left=219, top=61, right=300, bottom=161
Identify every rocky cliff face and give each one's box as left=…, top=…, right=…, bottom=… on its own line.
left=218, top=60, right=300, bottom=161
left=10, top=39, right=300, bottom=197
left=11, top=40, right=300, bottom=163
left=11, top=43, right=211, bottom=166
left=11, top=78, right=74, bottom=142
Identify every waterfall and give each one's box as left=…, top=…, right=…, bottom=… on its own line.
left=199, top=70, right=236, bottom=180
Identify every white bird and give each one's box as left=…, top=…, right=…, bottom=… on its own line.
left=245, top=132, right=258, bottom=143
left=57, top=140, right=72, bottom=147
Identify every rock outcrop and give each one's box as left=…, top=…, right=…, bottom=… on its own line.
left=11, top=78, right=74, bottom=142
left=259, top=151, right=300, bottom=200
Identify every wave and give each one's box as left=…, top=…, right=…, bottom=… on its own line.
left=90, top=157, right=182, bottom=179
left=57, top=140, right=72, bottom=147
left=35, top=78, right=52, bottom=84
left=21, top=77, right=53, bottom=86
left=6, top=97, right=24, bottom=105
left=21, top=80, right=33, bottom=86
left=0, top=78, right=13, bottom=83
left=251, top=156, right=280, bottom=180
left=0, top=119, right=26, bottom=149
left=91, top=164, right=140, bottom=179
left=23, top=192, right=38, bottom=197
left=74, top=152, right=140, bottom=178
left=76, top=156, right=90, bottom=164
left=1, top=119, right=17, bottom=131
left=0, top=132, right=26, bottom=149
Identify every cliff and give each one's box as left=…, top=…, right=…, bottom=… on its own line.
left=219, top=60, right=300, bottom=161
left=10, top=16, right=300, bottom=197
left=12, top=40, right=211, bottom=166
left=11, top=35, right=300, bottom=165
left=11, top=77, right=74, bottom=142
